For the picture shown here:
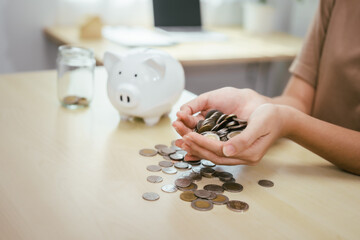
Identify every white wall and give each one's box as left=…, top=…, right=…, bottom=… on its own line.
left=0, top=0, right=318, bottom=97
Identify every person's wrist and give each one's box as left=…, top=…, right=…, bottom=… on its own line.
left=277, top=105, right=297, bottom=138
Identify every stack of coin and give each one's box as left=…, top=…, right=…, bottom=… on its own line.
left=194, top=109, right=247, bottom=141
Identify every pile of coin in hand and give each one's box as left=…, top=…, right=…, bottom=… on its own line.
left=194, top=109, right=247, bottom=141
left=139, top=141, right=274, bottom=212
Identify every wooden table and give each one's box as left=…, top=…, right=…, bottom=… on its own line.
left=0, top=68, right=359, bottom=240
left=44, top=26, right=303, bottom=67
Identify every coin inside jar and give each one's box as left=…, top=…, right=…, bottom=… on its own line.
left=142, top=192, right=160, bottom=201
left=191, top=199, right=213, bottom=211
left=139, top=149, right=158, bottom=157
left=63, top=95, right=80, bottom=105
left=226, top=200, right=249, bottom=212
left=258, top=179, right=274, bottom=187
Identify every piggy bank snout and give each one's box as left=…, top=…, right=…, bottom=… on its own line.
left=116, top=84, right=139, bottom=108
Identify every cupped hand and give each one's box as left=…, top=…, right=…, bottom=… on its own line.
left=172, top=87, right=269, bottom=137
left=175, top=103, right=291, bottom=165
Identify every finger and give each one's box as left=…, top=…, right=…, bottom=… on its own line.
left=222, top=119, right=270, bottom=157
left=179, top=93, right=210, bottom=115
left=184, top=132, right=224, bottom=157
left=172, top=120, right=193, bottom=136
left=182, top=137, right=249, bottom=165
left=184, top=154, right=201, bottom=161
left=176, top=111, right=202, bottom=129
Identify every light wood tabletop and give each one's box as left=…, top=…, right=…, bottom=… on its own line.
left=0, top=68, right=359, bottom=240
left=44, top=26, right=303, bottom=67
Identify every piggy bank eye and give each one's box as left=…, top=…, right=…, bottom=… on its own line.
left=134, top=74, right=138, bottom=77
left=119, top=71, right=122, bottom=75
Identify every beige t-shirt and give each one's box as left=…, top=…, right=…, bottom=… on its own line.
left=289, top=0, right=360, bottom=131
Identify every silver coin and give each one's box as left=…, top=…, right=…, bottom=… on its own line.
left=175, top=178, right=192, bottom=188
left=188, top=160, right=201, bottom=166
left=146, top=165, right=162, bottom=172
left=147, top=175, right=163, bottom=183
left=201, top=160, right=216, bottom=167
left=139, top=149, right=158, bottom=157
left=177, top=182, right=198, bottom=191
left=142, top=192, right=160, bottom=201
left=162, top=167, right=177, bottom=175
left=207, top=191, right=217, bottom=200
left=163, top=155, right=171, bottom=160
left=174, top=162, right=189, bottom=169
left=176, top=150, right=188, bottom=157
left=192, top=167, right=202, bottom=174
left=170, top=145, right=182, bottom=151
left=160, top=147, right=176, bottom=156
left=194, top=189, right=212, bottom=199
left=204, top=184, right=224, bottom=193
left=159, top=161, right=174, bottom=168
left=169, top=153, right=184, bottom=161
left=161, top=184, right=178, bottom=193
left=202, top=131, right=220, bottom=141
left=154, top=144, right=168, bottom=150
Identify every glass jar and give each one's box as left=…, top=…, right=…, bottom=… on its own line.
left=57, top=45, right=95, bottom=109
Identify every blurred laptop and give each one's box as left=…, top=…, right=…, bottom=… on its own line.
left=152, top=0, right=203, bottom=32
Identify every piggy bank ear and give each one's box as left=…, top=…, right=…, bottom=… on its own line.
left=103, top=52, right=121, bottom=73
left=143, top=56, right=165, bottom=79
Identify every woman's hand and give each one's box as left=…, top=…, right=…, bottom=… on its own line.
left=175, top=104, right=291, bottom=165
left=172, top=87, right=269, bottom=137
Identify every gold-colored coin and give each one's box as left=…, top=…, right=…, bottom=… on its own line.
left=191, top=199, right=213, bottom=211
left=63, top=96, right=80, bottom=105
left=211, top=194, right=229, bottom=205
left=180, top=191, right=198, bottom=202
left=139, top=149, right=158, bottom=157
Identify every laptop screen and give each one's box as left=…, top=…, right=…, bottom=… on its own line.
left=152, top=0, right=202, bottom=28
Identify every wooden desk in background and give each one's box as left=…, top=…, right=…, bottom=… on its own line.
left=44, top=26, right=303, bottom=67
left=0, top=68, right=359, bottom=239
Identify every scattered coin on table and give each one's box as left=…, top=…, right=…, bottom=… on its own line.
left=147, top=175, right=163, bottom=183
left=226, top=200, right=249, bottom=212
left=258, top=179, right=274, bottom=188
left=159, top=161, right=174, bottom=168
left=142, top=192, right=160, bottom=201
left=146, top=165, right=162, bottom=172
left=191, top=199, right=214, bottom=211
left=162, top=167, right=177, bottom=175
left=139, top=148, right=158, bottom=157
left=180, top=191, right=198, bottom=202
left=161, top=184, right=178, bottom=193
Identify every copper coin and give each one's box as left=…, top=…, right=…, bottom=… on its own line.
left=201, top=168, right=215, bottom=178
left=175, top=178, right=192, bottom=188
left=211, top=194, right=229, bottom=205
left=258, top=179, right=274, bottom=187
left=162, top=167, right=177, bottom=175
left=142, top=192, right=160, bottom=201
left=222, top=182, right=243, bottom=192
left=146, top=165, right=161, bottom=172
left=169, top=153, right=184, bottom=161
left=63, top=95, right=80, bottom=105
left=226, top=200, right=249, bottom=212
left=204, top=184, right=224, bottom=193
left=147, top=175, right=163, bottom=183
left=194, top=189, right=212, bottom=199
left=159, top=161, right=173, bottom=168
left=207, top=192, right=217, bottom=200
left=177, top=182, right=198, bottom=191
left=201, top=160, right=216, bottom=167
left=139, top=149, right=158, bottom=157
left=180, top=191, right=198, bottom=202
left=220, top=177, right=236, bottom=183
left=191, top=199, right=213, bottom=211
left=205, top=109, right=218, bottom=119
left=174, top=162, right=189, bottom=169
left=217, top=172, right=233, bottom=179
left=161, top=184, right=178, bottom=193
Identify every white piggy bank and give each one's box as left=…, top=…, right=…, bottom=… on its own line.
left=104, top=48, right=185, bottom=126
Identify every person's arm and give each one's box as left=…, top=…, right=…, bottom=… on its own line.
left=281, top=105, right=360, bottom=175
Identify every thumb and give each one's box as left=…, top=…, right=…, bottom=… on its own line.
left=222, top=121, right=267, bottom=157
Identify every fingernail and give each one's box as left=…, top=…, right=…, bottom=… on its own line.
left=223, top=144, right=236, bottom=157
